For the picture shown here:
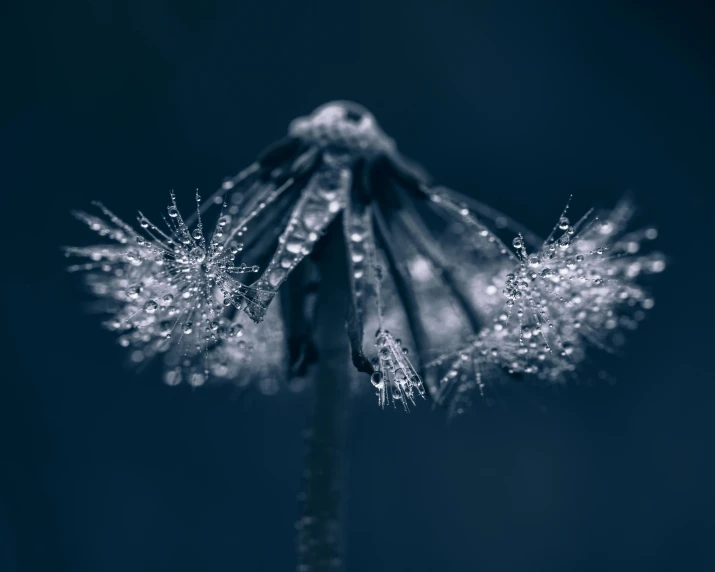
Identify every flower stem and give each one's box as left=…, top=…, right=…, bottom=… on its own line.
left=296, top=224, right=350, bottom=572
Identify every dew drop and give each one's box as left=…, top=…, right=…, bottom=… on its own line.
left=370, top=371, right=384, bottom=387
left=190, top=247, right=205, bottom=263
left=267, top=269, right=287, bottom=288
left=286, top=240, right=303, bottom=254
left=126, top=285, right=141, bottom=299
left=164, top=369, right=181, bottom=386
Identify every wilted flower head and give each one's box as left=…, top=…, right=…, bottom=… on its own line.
left=68, top=101, right=665, bottom=410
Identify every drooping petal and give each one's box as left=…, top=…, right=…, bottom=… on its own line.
left=242, top=160, right=351, bottom=322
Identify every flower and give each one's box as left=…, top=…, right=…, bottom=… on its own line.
left=69, top=102, right=664, bottom=410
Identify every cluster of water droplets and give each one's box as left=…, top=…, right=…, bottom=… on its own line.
left=369, top=330, right=425, bottom=410
left=65, top=191, right=278, bottom=387
left=427, top=198, right=665, bottom=410
left=243, top=158, right=350, bottom=322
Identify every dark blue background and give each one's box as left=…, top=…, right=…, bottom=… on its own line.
left=2, top=1, right=713, bottom=570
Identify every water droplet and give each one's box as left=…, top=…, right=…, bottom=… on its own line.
left=190, top=247, right=205, bottom=263
left=164, top=369, right=181, bottom=386
left=286, top=240, right=303, bottom=254
left=167, top=206, right=179, bottom=218
left=370, top=371, right=383, bottom=387
left=125, top=285, right=141, bottom=299
left=267, top=269, right=287, bottom=288
left=558, top=216, right=570, bottom=230
left=650, top=258, right=666, bottom=273
left=143, top=300, right=158, bottom=313
left=280, top=254, right=295, bottom=269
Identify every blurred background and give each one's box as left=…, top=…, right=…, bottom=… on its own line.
left=1, top=1, right=713, bottom=570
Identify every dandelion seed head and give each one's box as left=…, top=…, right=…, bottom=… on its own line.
left=429, top=198, right=665, bottom=409
left=66, top=194, right=277, bottom=388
